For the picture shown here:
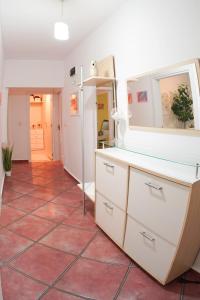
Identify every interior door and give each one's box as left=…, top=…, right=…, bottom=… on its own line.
left=42, top=95, right=53, bottom=160
left=8, top=94, right=30, bottom=160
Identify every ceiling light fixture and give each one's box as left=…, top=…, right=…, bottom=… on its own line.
left=54, top=0, right=69, bottom=41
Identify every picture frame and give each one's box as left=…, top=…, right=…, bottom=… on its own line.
left=70, top=92, right=79, bottom=116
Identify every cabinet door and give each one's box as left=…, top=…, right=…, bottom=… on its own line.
left=128, top=168, right=190, bottom=245
left=95, top=192, right=126, bottom=247
left=96, top=155, right=128, bottom=210
left=124, top=216, right=176, bottom=283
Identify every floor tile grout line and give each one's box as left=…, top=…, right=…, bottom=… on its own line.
left=113, top=264, right=132, bottom=300
left=1, top=186, right=80, bottom=229
left=53, top=287, right=95, bottom=300
left=37, top=231, right=100, bottom=300
left=3, top=215, right=78, bottom=266
left=180, top=281, right=185, bottom=300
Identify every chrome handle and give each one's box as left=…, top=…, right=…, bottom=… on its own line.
left=103, top=202, right=114, bottom=210
left=104, top=162, right=114, bottom=169
left=145, top=182, right=163, bottom=190
left=140, top=231, right=155, bottom=242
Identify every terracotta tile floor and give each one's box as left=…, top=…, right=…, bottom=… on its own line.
left=0, top=161, right=200, bottom=300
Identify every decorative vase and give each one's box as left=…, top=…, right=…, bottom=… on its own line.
left=5, top=170, right=11, bottom=176
left=90, top=60, right=98, bottom=77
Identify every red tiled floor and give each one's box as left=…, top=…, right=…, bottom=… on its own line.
left=52, top=190, right=82, bottom=208
left=2, top=189, right=23, bottom=203
left=183, top=284, right=200, bottom=299
left=11, top=244, right=76, bottom=284
left=40, top=224, right=96, bottom=255
left=82, top=232, right=131, bottom=265
left=62, top=208, right=98, bottom=231
left=117, top=267, right=181, bottom=300
left=28, top=187, right=61, bottom=201
left=1, top=267, right=47, bottom=300
left=7, top=182, right=37, bottom=194
left=8, top=215, right=56, bottom=241
left=182, top=270, right=200, bottom=299
left=33, top=203, right=76, bottom=223
left=0, top=206, right=25, bottom=226
left=44, top=180, right=74, bottom=192
left=0, top=228, right=32, bottom=263
left=56, top=258, right=128, bottom=299
left=25, top=176, right=53, bottom=186
left=42, top=289, right=83, bottom=300
left=8, top=195, right=46, bottom=212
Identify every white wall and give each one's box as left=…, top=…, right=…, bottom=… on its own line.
left=4, top=60, right=65, bottom=88
left=8, top=95, right=30, bottom=160
left=62, top=0, right=200, bottom=183
left=0, top=23, right=5, bottom=195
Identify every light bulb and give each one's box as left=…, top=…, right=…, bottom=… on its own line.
left=54, top=22, right=69, bottom=40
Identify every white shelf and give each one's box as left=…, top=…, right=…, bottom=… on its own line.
left=77, top=181, right=95, bottom=202
left=83, top=76, right=115, bottom=87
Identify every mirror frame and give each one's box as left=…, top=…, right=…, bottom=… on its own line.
left=127, top=58, right=200, bottom=136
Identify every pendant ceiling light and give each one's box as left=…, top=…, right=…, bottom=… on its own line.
left=54, top=0, right=69, bottom=40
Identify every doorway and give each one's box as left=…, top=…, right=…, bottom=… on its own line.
left=30, top=94, right=53, bottom=162
left=8, top=88, right=62, bottom=162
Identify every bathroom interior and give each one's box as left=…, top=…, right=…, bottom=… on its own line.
left=30, top=94, right=53, bottom=162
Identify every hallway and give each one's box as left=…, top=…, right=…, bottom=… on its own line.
left=0, top=162, right=199, bottom=299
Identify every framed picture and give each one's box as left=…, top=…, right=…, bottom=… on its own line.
left=128, top=93, right=133, bottom=104
left=137, top=91, right=148, bottom=103
left=70, top=93, right=79, bottom=115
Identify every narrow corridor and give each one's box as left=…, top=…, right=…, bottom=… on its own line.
left=0, top=162, right=199, bottom=299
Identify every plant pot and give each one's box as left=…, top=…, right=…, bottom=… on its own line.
left=5, top=170, right=11, bottom=176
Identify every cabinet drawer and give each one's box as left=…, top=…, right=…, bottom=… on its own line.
left=95, top=192, right=126, bottom=247
left=128, top=168, right=190, bottom=245
left=96, top=154, right=128, bottom=210
left=124, top=216, right=176, bottom=283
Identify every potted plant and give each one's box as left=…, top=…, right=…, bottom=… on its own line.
left=2, top=144, right=13, bottom=176
left=171, top=84, right=194, bottom=128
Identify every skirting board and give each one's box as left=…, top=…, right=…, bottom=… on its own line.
left=0, top=173, right=5, bottom=206
left=64, top=165, right=81, bottom=183
left=192, top=253, right=200, bottom=273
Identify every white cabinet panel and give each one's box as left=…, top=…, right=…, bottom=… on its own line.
left=124, top=216, right=176, bottom=283
left=96, top=154, right=128, bottom=210
left=95, top=192, right=126, bottom=247
left=128, top=168, right=190, bottom=245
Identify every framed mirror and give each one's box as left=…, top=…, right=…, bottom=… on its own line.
left=127, top=59, right=200, bottom=132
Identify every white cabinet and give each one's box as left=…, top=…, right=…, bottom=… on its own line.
left=96, top=192, right=126, bottom=247
left=128, top=168, right=190, bottom=245
left=95, top=148, right=200, bottom=285
left=31, top=129, right=44, bottom=150
left=96, top=155, right=128, bottom=210
left=124, top=216, right=176, bottom=283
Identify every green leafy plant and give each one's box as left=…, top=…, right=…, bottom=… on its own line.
left=2, top=144, right=13, bottom=172
left=171, top=84, right=194, bottom=128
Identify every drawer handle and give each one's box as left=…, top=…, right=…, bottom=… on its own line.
left=103, top=162, right=114, bottom=169
left=145, top=182, right=163, bottom=190
left=103, top=202, right=114, bottom=210
left=140, top=231, right=155, bottom=242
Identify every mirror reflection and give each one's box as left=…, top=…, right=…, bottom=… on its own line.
left=96, top=83, right=115, bottom=148
left=127, top=60, right=200, bottom=130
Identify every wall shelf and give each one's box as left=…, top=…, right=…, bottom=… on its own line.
left=83, top=76, right=115, bottom=87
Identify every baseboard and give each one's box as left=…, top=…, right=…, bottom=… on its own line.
left=192, top=265, right=200, bottom=273
left=64, top=165, right=81, bottom=183
left=12, top=160, right=29, bottom=163
left=0, top=173, right=5, bottom=206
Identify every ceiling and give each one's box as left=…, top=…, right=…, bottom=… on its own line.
left=0, top=0, right=124, bottom=60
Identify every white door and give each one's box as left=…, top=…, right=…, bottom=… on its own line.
left=8, top=94, right=30, bottom=161
left=42, top=95, right=53, bottom=160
